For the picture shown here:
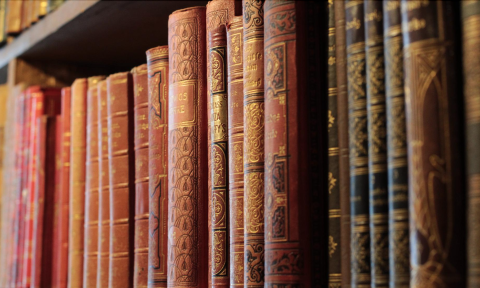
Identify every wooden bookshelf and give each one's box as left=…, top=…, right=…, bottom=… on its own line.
left=0, top=0, right=208, bottom=85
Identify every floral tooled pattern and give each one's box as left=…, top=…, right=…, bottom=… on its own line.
left=272, top=206, right=285, bottom=238
left=207, top=9, right=229, bottom=30
left=229, top=33, right=242, bottom=65
left=233, top=143, right=243, bottom=173
left=329, top=235, right=338, bottom=257
left=266, top=44, right=286, bottom=99
left=244, top=0, right=264, bottom=29
left=266, top=249, right=302, bottom=274
left=170, top=19, right=198, bottom=83
left=350, top=115, right=368, bottom=158
left=213, top=145, right=227, bottom=187
left=245, top=243, right=265, bottom=284
left=211, top=48, right=226, bottom=93
left=244, top=102, right=265, bottom=163
left=234, top=252, right=244, bottom=284
left=265, top=9, right=296, bottom=39
left=245, top=172, right=265, bottom=234
left=351, top=231, right=370, bottom=275
left=213, top=231, right=227, bottom=276
left=348, top=56, right=366, bottom=101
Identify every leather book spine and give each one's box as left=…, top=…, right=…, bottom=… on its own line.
left=242, top=0, right=265, bottom=286
left=84, top=76, right=105, bottom=288
left=52, top=115, right=63, bottom=288
left=6, top=0, right=22, bottom=35
left=208, top=25, right=229, bottom=287
left=97, top=80, right=110, bottom=288
left=107, top=72, right=135, bottom=288
left=365, top=1, right=389, bottom=287
left=334, top=1, right=351, bottom=287
left=383, top=1, right=409, bottom=287
left=0, top=0, right=6, bottom=46
left=206, top=2, right=235, bottom=286
left=132, top=64, right=149, bottom=288
left=464, top=1, right=480, bottom=286
left=167, top=6, right=208, bottom=287
left=327, top=1, right=342, bottom=287
left=226, top=16, right=244, bottom=288
left=146, top=46, right=169, bottom=288
left=402, top=1, right=465, bottom=287
left=345, top=1, right=371, bottom=286
left=68, top=78, right=88, bottom=288
left=56, top=87, right=72, bottom=288
left=21, top=0, right=31, bottom=30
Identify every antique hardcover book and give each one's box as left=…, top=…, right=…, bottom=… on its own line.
left=334, top=1, right=351, bottom=286
left=107, top=72, right=135, bottom=288
left=243, top=0, right=265, bottom=286
left=226, top=15, right=244, bottom=288
left=6, top=0, right=22, bottom=35
left=68, top=78, right=88, bottom=288
left=84, top=76, right=105, bottom=287
left=167, top=6, right=208, bottom=287
left=402, top=1, right=465, bottom=287
left=346, top=0, right=371, bottom=286
left=52, top=116, right=62, bottom=288
left=327, top=1, right=342, bottom=287
left=132, top=64, right=149, bottom=288
left=97, top=80, right=110, bottom=288
left=264, top=1, right=325, bottom=287
left=365, top=1, right=389, bottom=287
left=383, top=1, right=409, bottom=287
left=464, top=1, right=480, bottom=286
left=209, top=25, right=230, bottom=288
left=206, top=2, right=235, bottom=286
left=146, top=45, right=169, bottom=288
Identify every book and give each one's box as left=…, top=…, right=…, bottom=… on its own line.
left=383, top=1, right=409, bottom=286
left=463, top=1, right=480, bottom=286
left=146, top=45, right=169, bottom=288
left=0, top=0, right=7, bottom=46
left=84, top=76, right=105, bottom=287
left=167, top=6, right=208, bottom=287
left=402, top=1, right=465, bottom=286
left=68, top=78, right=88, bottom=288
left=226, top=15, right=244, bottom=288
left=52, top=115, right=63, bottom=288
left=107, top=72, right=135, bottom=288
left=132, top=64, right=149, bottom=288
left=345, top=0, right=371, bottom=287
left=97, top=80, right=110, bottom=288
left=6, top=0, right=23, bottom=35
left=242, top=0, right=265, bottom=286
left=21, top=0, right=31, bottom=31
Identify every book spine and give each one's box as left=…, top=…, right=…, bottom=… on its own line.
left=68, top=78, right=88, bottom=288
left=208, top=25, right=230, bottom=288
left=84, top=76, right=105, bottom=288
left=334, top=1, right=351, bottom=287
left=226, top=15, right=244, bottom=288
left=0, top=0, right=7, bottom=45
left=402, top=1, right=465, bottom=287
left=206, top=3, right=235, bottom=285
left=327, top=0, right=342, bottom=286
left=107, top=72, right=135, bottom=288
left=242, top=0, right=265, bottom=286
left=132, top=64, right=149, bottom=288
left=97, top=80, right=110, bottom=288
left=464, top=1, right=480, bottom=286
left=345, top=1, right=371, bottom=287
left=57, top=87, right=72, bottom=288
left=167, top=6, right=208, bottom=287
left=6, top=0, right=23, bottom=35
left=52, top=115, right=64, bottom=287
left=383, top=1, right=409, bottom=287
left=364, top=1, right=389, bottom=287
left=21, top=0, right=31, bottom=30
left=146, top=46, right=169, bottom=288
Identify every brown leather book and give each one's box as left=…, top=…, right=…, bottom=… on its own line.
left=264, top=1, right=326, bottom=287
left=84, top=76, right=105, bottom=288
left=132, top=64, right=149, bottom=288
left=107, top=72, right=135, bottom=288
left=6, top=0, right=23, bottom=35
left=167, top=6, right=208, bottom=287
left=68, top=78, right=88, bottom=288
left=206, top=2, right=235, bottom=285
left=346, top=1, right=371, bottom=287
left=384, top=1, right=409, bottom=287
left=402, top=1, right=465, bottom=287
left=226, top=15, right=244, bottom=288
left=97, top=80, right=110, bottom=288
left=146, top=46, right=169, bottom=288
left=464, top=1, right=480, bottom=286
left=243, top=0, right=265, bottom=286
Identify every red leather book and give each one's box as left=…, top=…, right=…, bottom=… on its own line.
left=84, top=76, right=105, bottom=287
left=132, top=64, right=149, bottom=288
left=206, top=2, right=235, bottom=285
left=107, top=72, right=135, bottom=288
left=264, top=1, right=325, bottom=286
left=146, top=45, right=169, bottom=288
left=226, top=15, right=244, bottom=288
left=167, top=6, right=208, bottom=287
left=68, top=78, right=88, bottom=288
left=53, top=87, right=72, bottom=288
left=31, top=115, right=58, bottom=288
left=97, top=80, right=110, bottom=288
left=242, top=0, right=265, bottom=286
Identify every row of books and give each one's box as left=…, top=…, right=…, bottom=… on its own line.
left=0, top=0, right=479, bottom=287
